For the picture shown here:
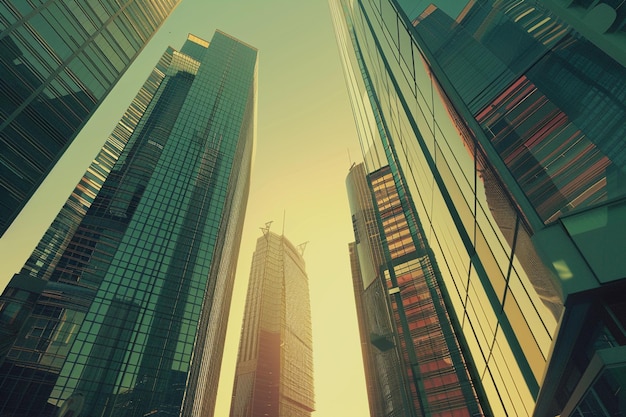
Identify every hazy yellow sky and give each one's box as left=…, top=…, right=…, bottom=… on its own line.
left=0, top=0, right=369, bottom=416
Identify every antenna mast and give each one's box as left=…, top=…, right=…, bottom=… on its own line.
left=260, top=221, right=273, bottom=239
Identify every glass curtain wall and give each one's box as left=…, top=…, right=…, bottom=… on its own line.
left=347, top=162, right=488, bottom=417
left=0, top=0, right=180, bottom=236
left=330, top=0, right=563, bottom=415
left=331, top=0, right=626, bottom=415
left=0, top=31, right=257, bottom=417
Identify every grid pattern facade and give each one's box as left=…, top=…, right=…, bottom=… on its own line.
left=0, top=0, right=179, bottom=236
left=20, top=48, right=174, bottom=283
left=348, top=242, right=385, bottom=417
left=331, top=0, right=626, bottom=416
left=412, top=2, right=626, bottom=227
left=347, top=163, right=486, bottom=417
left=347, top=163, right=417, bottom=417
left=330, top=1, right=553, bottom=412
left=0, top=31, right=257, bottom=417
left=230, top=231, right=314, bottom=417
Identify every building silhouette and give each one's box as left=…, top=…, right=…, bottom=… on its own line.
left=0, top=0, right=179, bottom=236
left=330, top=0, right=626, bottom=416
left=346, top=163, right=488, bottom=417
left=0, top=31, right=258, bottom=417
left=230, top=228, right=314, bottom=417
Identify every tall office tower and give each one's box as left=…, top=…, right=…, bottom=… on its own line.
left=230, top=229, right=315, bottom=417
left=330, top=0, right=626, bottom=416
left=0, top=31, right=258, bottom=417
left=346, top=162, right=488, bottom=417
left=0, top=0, right=179, bottom=236
left=0, top=47, right=172, bottom=363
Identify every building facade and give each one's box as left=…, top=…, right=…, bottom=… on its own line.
left=0, top=0, right=179, bottom=236
left=347, top=162, right=488, bottom=417
left=0, top=46, right=172, bottom=364
left=330, top=0, right=626, bottom=416
left=230, top=229, right=314, bottom=417
left=0, top=31, right=258, bottom=417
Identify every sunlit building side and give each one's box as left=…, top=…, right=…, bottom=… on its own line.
left=230, top=229, right=315, bottom=417
left=330, top=0, right=626, bottom=416
left=0, top=0, right=180, bottom=236
left=347, top=162, right=488, bottom=417
left=0, top=31, right=258, bottom=417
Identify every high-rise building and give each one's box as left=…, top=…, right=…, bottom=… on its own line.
left=330, top=0, right=626, bottom=416
left=0, top=46, right=172, bottom=364
left=346, top=162, right=488, bottom=417
left=0, top=31, right=258, bottom=417
left=230, top=228, right=315, bottom=417
left=346, top=164, right=490, bottom=417
left=0, top=0, right=180, bottom=236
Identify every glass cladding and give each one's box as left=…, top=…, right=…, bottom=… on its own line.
left=347, top=165, right=407, bottom=417
left=20, top=49, right=174, bottom=282
left=537, top=0, right=626, bottom=69
left=230, top=232, right=314, bottom=417
left=0, top=0, right=179, bottom=237
left=185, top=50, right=257, bottom=417
left=328, top=0, right=599, bottom=415
left=0, top=32, right=257, bottom=417
left=347, top=163, right=487, bottom=417
left=414, top=1, right=626, bottom=226
left=349, top=241, right=402, bottom=417
left=347, top=164, right=386, bottom=289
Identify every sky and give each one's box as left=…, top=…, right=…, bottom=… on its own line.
left=0, top=1, right=369, bottom=416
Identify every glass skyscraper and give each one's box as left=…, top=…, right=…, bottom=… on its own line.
left=230, top=229, right=315, bottom=417
left=0, top=31, right=258, bottom=417
left=346, top=162, right=488, bottom=417
left=330, top=0, right=626, bottom=416
left=0, top=38, right=171, bottom=374
left=0, top=0, right=179, bottom=236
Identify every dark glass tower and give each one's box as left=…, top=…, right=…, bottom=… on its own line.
left=346, top=163, right=488, bottom=417
left=0, top=0, right=179, bottom=236
left=330, top=0, right=626, bottom=416
left=230, top=229, right=315, bottom=417
left=0, top=48, right=171, bottom=366
left=0, top=31, right=258, bottom=417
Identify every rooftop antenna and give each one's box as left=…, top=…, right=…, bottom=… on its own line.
left=297, top=241, right=309, bottom=257
left=260, top=221, right=273, bottom=239
left=282, top=209, right=286, bottom=236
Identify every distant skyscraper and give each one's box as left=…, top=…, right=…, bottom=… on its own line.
left=0, top=31, right=258, bottom=417
left=346, top=163, right=488, bottom=417
left=0, top=0, right=180, bottom=236
left=331, top=0, right=626, bottom=416
left=230, top=228, right=315, bottom=417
